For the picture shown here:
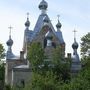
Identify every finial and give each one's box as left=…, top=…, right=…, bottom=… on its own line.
left=56, top=15, right=62, bottom=29
left=6, top=25, right=13, bottom=47
left=57, top=15, right=60, bottom=21
left=27, top=12, right=29, bottom=19
left=8, top=26, right=13, bottom=38
left=73, top=29, right=77, bottom=40
left=25, top=12, right=30, bottom=27
left=72, top=29, right=78, bottom=50
left=39, top=0, right=48, bottom=11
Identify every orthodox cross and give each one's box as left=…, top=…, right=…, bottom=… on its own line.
left=27, top=12, right=29, bottom=18
left=57, top=15, right=60, bottom=21
left=8, top=26, right=13, bottom=37
left=73, top=29, right=77, bottom=39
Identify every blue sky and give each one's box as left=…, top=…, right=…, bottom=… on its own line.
left=0, top=0, right=90, bottom=56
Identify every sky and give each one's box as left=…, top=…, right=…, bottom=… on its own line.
left=0, top=0, right=90, bottom=56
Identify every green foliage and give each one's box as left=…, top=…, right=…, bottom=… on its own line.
left=25, top=44, right=71, bottom=90
left=81, top=56, right=90, bottom=69
left=81, top=32, right=90, bottom=57
left=80, top=33, right=90, bottom=89
left=59, top=76, right=90, bottom=90
left=0, top=43, right=5, bottom=60
left=0, top=43, right=5, bottom=80
left=72, top=75, right=90, bottom=90
left=52, top=46, right=71, bottom=82
left=13, top=33, right=90, bottom=90
left=52, top=46, right=63, bottom=63
left=0, top=63, right=5, bottom=80
left=0, top=43, right=5, bottom=90
left=24, top=71, right=60, bottom=90
left=11, top=35, right=90, bottom=90
left=5, top=84, right=12, bottom=90
left=27, top=42, right=45, bottom=71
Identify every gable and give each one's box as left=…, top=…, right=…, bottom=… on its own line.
left=32, top=25, right=61, bottom=46
left=33, top=14, right=57, bottom=39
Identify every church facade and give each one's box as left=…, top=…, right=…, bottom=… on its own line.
left=5, top=0, right=81, bottom=87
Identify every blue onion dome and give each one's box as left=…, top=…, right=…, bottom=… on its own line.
left=39, top=0, right=48, bottom=10
left=25, top=18, right=30, bottom=27
left=45, top=29, right=53, bottom=39
left=6, top=37, right=13, bottom=46
left=72, top=40, right=78, bottom=49
left=56, top=20, right=62, bottom=29
left=43, top=16, right=49, bottom=23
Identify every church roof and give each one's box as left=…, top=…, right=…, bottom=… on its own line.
left=22, top=0, right=65, bottom=54
left=23, top=0, right=65, bottom=45
left=24, top=28, right=34, bottom=42
left=34, top=14, right=56, bottom=33
left=6, top=51, right=19, bottom=60
left=56, top=31, right=65, bottom=44
left=33, top=14, right=62, bottom=42
left=24, top=13, right=65, bottom=44
left=72, top=54, right=80, bottom=62
left=33, top=14, right=47, bottom=36
left=14, top=64, right=29, bottom=69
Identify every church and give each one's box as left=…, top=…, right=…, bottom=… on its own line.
left=5, top=0, right=81, bottom=87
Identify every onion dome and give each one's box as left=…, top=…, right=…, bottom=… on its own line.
left=43, top=16, right=49, bottom=23
left=6, top=36, right=13, bottom=46
left=39, top=0, right=48, bottom=10
left=56, top=20, right=62, bottom=29
left=25, top=18, right=30, bottom=28
left=72, top=39, right=78, bottom=49
left=45, top=29, right=53, bottom=39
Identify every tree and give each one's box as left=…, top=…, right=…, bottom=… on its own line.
left=27, top=42, right=45, bottom=72
left=0, top=43, right=5, bottom=60
left=52, top=46, right=71, bottom=82
left=0, top=43, right=5, bottom=90
left=23, top=34, right=90, bottom=90
left=81, top=33, right=90, bottom=71
left=59, top=74, right=90, bottom=90
left=25, top=43, right=61, bottom=90
left=81, top=33, right=90, bottom=57
left=24, top=71, right=61, bottom=90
